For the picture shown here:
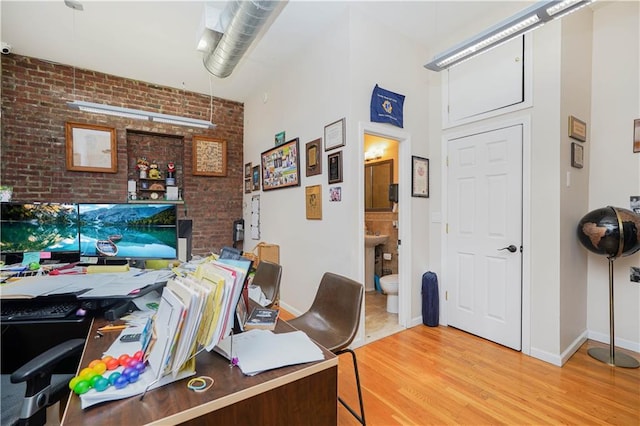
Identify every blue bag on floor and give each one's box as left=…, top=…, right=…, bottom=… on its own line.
left=421, top=271, right=439, bottom=326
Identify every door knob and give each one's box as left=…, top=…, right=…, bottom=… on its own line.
left=498, top=245, right=517, bottom=253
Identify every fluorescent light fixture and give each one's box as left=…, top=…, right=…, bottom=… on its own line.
left=67, top=101, right=216, bottom=129
left=425, top=0, right=595, bottom=71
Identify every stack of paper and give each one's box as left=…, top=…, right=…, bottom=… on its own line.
left=214, top=329, right=325, bottom=376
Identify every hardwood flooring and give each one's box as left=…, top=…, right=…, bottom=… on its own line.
left=281, top=308, right=640, bottom=425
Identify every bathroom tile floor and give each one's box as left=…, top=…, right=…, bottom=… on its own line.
left=365, top=290, right=403, bottom=344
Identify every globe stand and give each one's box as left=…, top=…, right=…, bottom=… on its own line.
left=587, top=257, right=639, bottom=368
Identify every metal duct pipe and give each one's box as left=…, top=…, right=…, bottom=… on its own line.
left=203, top=0, right=279, bottom=78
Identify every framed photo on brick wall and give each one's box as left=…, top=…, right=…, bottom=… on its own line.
left=193, top=136, right=227, bottom=176
left=65, top=122, right=117, bottom=173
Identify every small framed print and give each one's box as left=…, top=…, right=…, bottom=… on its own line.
left=569, top=115, right=587, bottom=142
left=633, top=119, right=640, bottom=153
left=328, top=151, right=343, bottom=184
left=65, top=122, right=117, bottom=173
left=305, top=185, right=322, bottom=220
left=244, top=162, right=252, bottom=179
left=411, top=156, right=429, bottom=198
left=244, top=179, right=252, bottom=194
left=193, top=136, right=227, bottom=176
left=324, top=118, right=345, bottom=151
left=252, top=165, right=260, bottom=191
left=571, top=142, right=584, bottom=168
left=275, top=131, right=286, bottom=146
left=306, top=138, right=322, bottom=177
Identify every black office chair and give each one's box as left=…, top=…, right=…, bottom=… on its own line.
left=251, top=260, right=282, bottom=308
left=287, top=272, right=366, bottom=425
left=1, top=338, right=85, bottom=426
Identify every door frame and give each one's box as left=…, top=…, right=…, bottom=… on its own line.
left=440, top=114, right=532, bottom=355
left=358, top=121, right=412, bottom=330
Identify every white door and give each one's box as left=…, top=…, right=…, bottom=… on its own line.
left=447, top=125, right=522, bottom=350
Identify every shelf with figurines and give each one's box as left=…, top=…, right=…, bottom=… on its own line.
left=130, top=158, right=183, bottom=204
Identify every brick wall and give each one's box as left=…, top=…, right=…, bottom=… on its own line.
left=1, top=55, right=244, bottom=257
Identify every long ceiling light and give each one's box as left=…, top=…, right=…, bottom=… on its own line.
left=424, top=0, right=595, bottom=72
left=67, top=101, right=216, bottom=129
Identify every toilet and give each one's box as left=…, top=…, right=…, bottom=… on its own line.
left=379, top=274, right=399, bottom=314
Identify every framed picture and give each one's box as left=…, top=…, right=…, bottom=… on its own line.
left=305, top=185, right=322, bottom=220
left=275, top=131, right=286, bottom=146
left=65, top=122, right=117, bottom=173
left=244, top=162, right=252, bottom=179
left=252, top=165, right=260, bottom=191
left=571, top=142, right=584, bottom=168
left=329, top=186, right=341, bottom=202
left=306, top=138, right=322, bottom=177
left=261, top=138, right=300, bottom=191
left=633, top=119, right=640, bottom=153
left=328, top=151, right=343, bottom=184
left=411, top=156, right=429, bottom=198
left=324, top=118, right=345, bottom=151
left=568, top=115, right=587, bottom=142
left=244, top=179, right=252, bottom=194
left=193, top=136, right=227, bottom=176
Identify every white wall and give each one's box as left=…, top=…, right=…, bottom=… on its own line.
left=587, top=1, right=640, bottom=351
left=243, top=6, right=430, bottom=331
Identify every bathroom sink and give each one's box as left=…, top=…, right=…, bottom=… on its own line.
left=365, top=234, right=389, bottom=247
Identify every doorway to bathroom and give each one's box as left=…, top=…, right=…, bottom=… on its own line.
left=363, top=133, right=403, bottom=343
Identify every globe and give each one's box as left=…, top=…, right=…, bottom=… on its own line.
left=577, top=206, right=640, bottom=258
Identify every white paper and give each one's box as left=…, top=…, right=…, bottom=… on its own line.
left=214, top=329, right=325, bottom=376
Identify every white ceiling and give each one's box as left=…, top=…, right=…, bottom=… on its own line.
left=1, top=1, right=534, bottom=103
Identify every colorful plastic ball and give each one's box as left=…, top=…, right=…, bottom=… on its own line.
left=89, top=375, right=104, bottom=388
left=114, top=375, right=129, bottom=389
left=108, top=372, right=122, bottom=385
left=92, top=361, right=107, bottom=375
left=133, top=350, right=144, bottom=361
left=69, top=376, right=83, bottom=390
left=79, top=367, right=95, bottom=379
left=134, top=361, right=146, bottom=373
left=118, top=354, right=131, bottom=367
left=73, top=380, right=91, bottom=395
left=123, top=367, right=135, bottom=376
left=125, top=369, right=140, bottom=383
left=93, top=377, right=110, bottom=392
left=106, top=358, right=119, bottom=370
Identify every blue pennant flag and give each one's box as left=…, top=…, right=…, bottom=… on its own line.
left=370, top=84, right=405, bottom=128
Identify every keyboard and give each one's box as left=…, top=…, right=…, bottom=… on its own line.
left=1, top=300, right=79, bottom=321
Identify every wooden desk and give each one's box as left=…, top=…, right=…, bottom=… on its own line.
left=61, top=317, right=338, bottom=426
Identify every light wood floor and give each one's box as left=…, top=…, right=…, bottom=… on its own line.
left=281, top=309, right=640, bottom=425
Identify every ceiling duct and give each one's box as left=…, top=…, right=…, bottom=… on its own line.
left=203, top=0, right=280, bottom=78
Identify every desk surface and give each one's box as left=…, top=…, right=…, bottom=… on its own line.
left=61, top=317, right=338, bottom=426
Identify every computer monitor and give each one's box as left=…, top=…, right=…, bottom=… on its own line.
left=78, top=203, right=178, bottom=262
left=0, top=202, right=80, bottom=264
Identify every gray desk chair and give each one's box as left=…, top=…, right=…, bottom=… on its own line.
left=1, top=338, right=85, bottom=426
left=287, top=272, right=366, bottom=425
left=252, top=260, right=282, bottom=308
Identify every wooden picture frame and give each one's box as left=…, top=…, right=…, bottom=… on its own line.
left=306, top=138, right=322, bottom=177
left=252, top=165, right=260, bottom=191
left=324, top=118, right=345, bottom=151
left=244, top=179, right=252, bottom=194
left=411, top=155, right=429, bottom=198
left=571, top=142, right=584, bottom=168
left=244, top=162, right=252, bottom=179
left=633, top=119, right=640, bottom=153
left=65, top=122, right=117, bottom=173
left=568, top=115, right=587, bottom=142
left=305, top=185, right=322, bottom=220
left=328, top=151, right=343, bottom=184
left=192, top=136, right=227, bottom=176
left=261, top=138, right=300, bottom=191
